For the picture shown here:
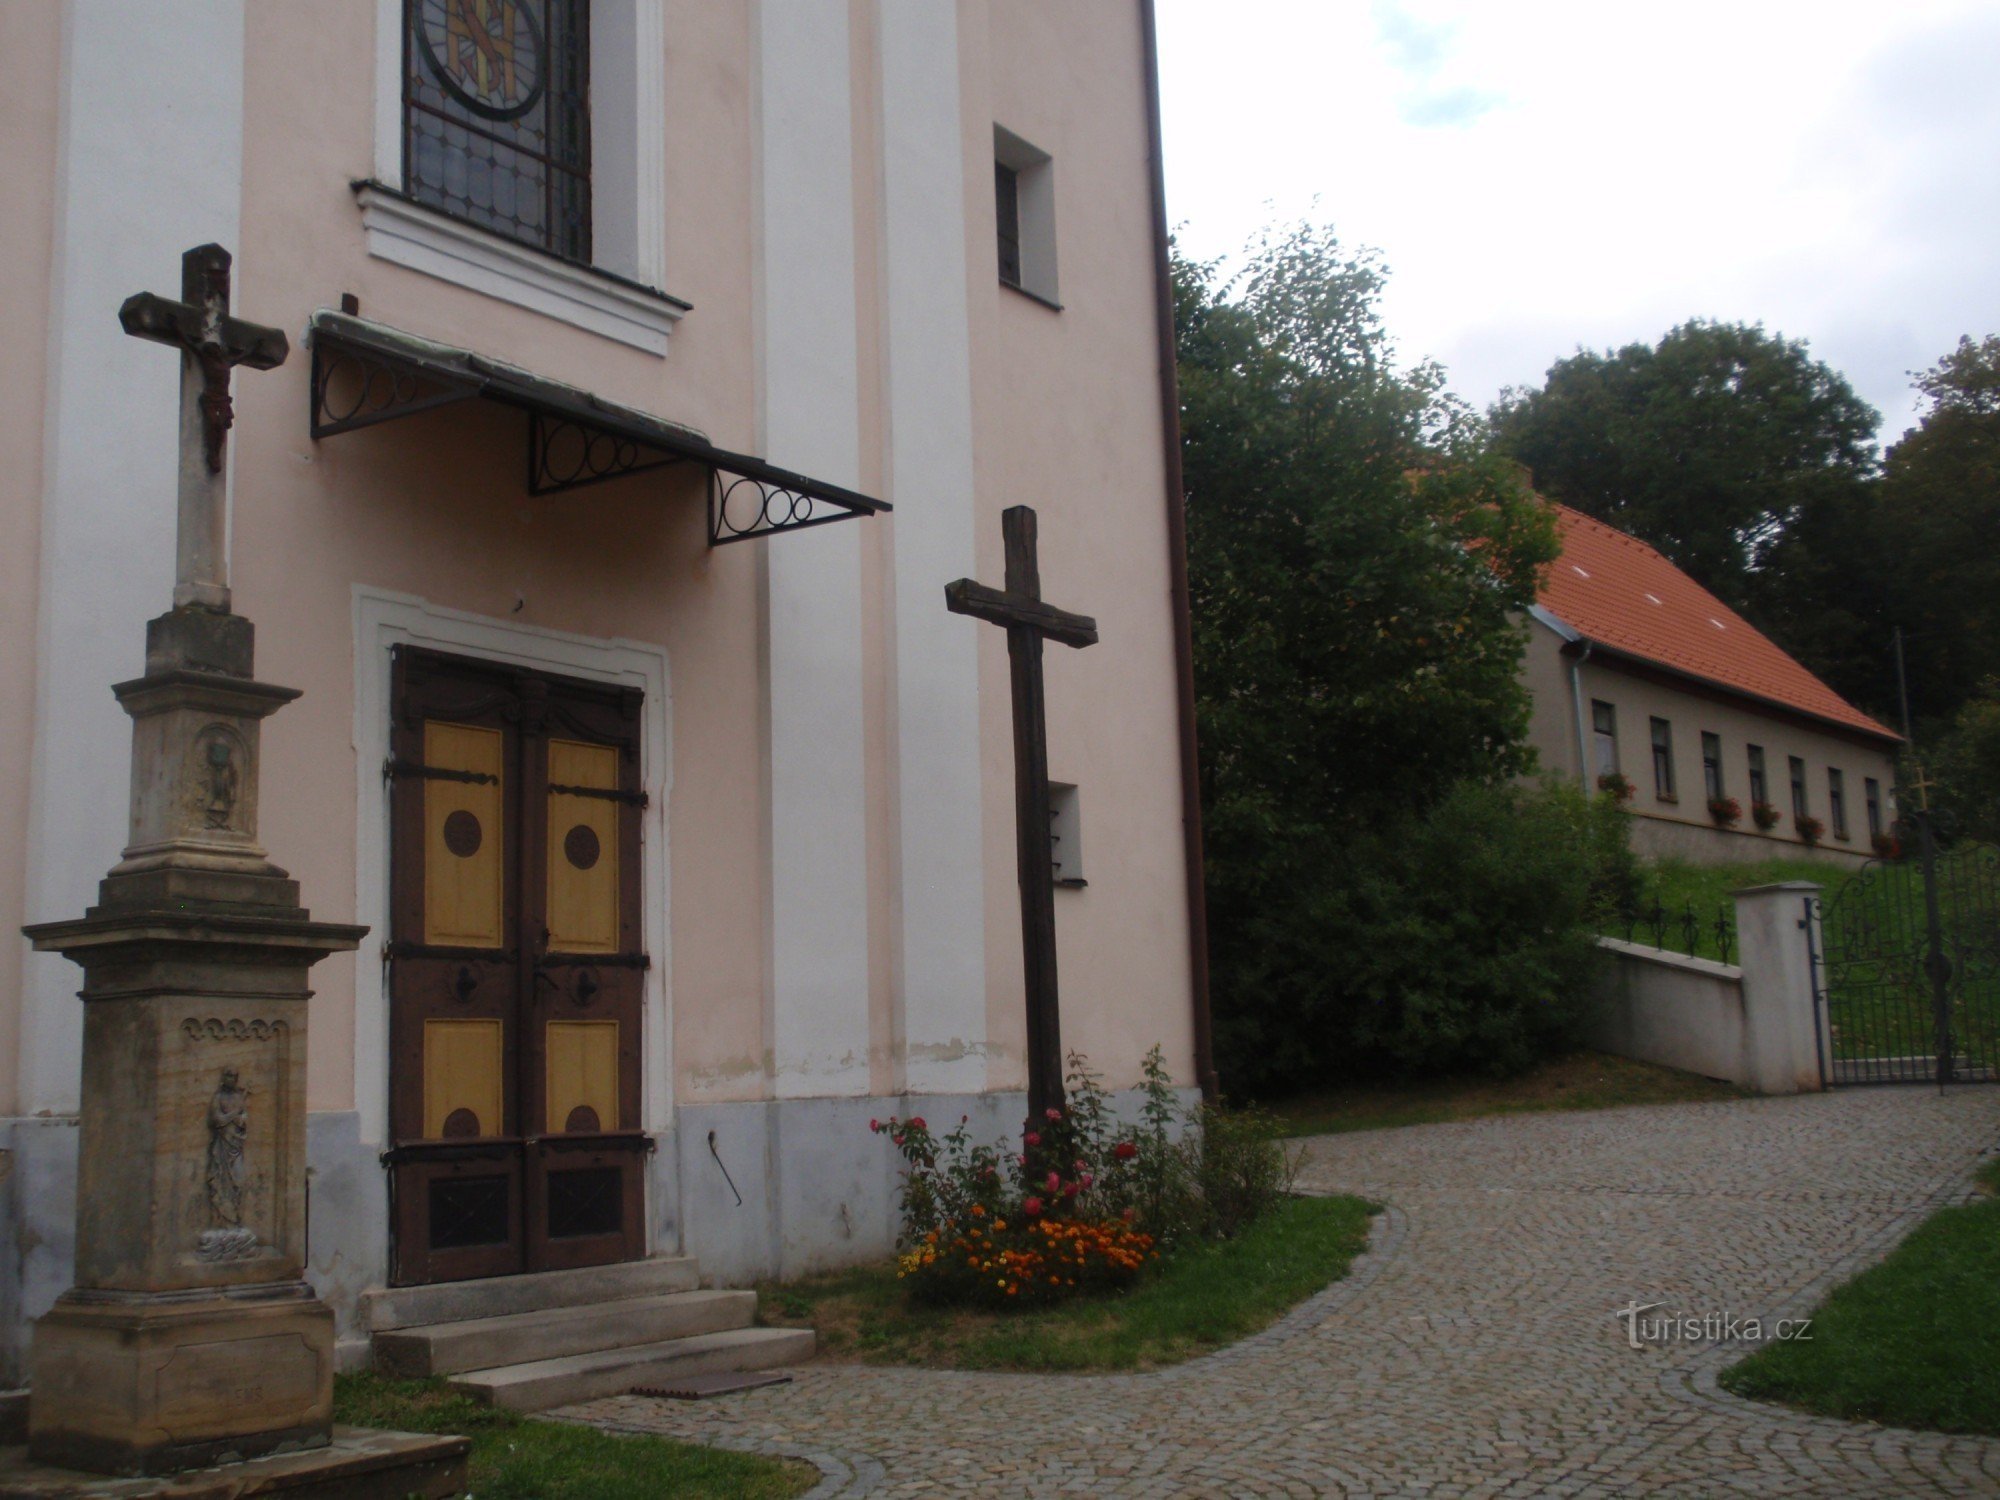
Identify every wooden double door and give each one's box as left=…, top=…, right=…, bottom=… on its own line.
left=387, top=648, right=650, bottom=1285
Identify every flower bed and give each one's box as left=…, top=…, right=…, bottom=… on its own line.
left=873, top=1047, right=1293, bottom=1311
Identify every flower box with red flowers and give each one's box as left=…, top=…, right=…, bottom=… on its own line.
left=1750, top=800, right=1782, bottom=831
left=1707, top=796, right=1742, bottom=827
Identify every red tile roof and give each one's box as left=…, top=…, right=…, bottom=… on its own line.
left=1536, top=504, right=1899, bottom=742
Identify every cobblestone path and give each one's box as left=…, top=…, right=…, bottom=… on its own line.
left=563, top=1087, right=2000, bottom=1496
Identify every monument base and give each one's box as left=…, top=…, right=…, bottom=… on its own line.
left=0, top=1427, right=467, bottom=1500
left=28, top=1292, right=333, bottom=1476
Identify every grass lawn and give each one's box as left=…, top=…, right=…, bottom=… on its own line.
left=333, top=1372, right=817, bottom=1500
left=1718, top=1157, right=2000, bottom=1435
left=1265, top=1050, right=1745, bottom=1138
left=757, top=1193, right=1374, bottom=1373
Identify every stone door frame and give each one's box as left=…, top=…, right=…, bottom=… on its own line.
left=350, top=588, right=673, bottom=1172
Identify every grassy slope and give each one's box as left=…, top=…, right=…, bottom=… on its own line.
left=1618, top=856, right=1840, bottom=960
left=334, top=1373, right=816, bottom=1500
left=1266, top=1051, right=1744, bottom=1138
left=1719, top=1158, right=2000, bottom=1435
left=759, top=1193, right=1374, bottom=1373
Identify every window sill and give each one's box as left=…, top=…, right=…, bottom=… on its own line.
left=354, top=182, right=688, bottom=356
left=1055, top=876, right=1088, bottom=890
left=1001, top=278, right=1064, bottom=313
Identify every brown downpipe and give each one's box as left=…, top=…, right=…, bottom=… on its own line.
left=1137, top=0, right=1219, bottom=1103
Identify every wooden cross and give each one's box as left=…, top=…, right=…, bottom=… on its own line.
left=119, top=243, right=289, bottom=613
left=945, top=506, right=1098, bottom=1123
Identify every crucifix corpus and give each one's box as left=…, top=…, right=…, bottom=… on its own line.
left=945, top=505, right=1098, bottom=1125
left=119, top=241, right=289, bottom=613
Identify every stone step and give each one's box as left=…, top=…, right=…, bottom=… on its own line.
left=360, top=1256, right=701, bottom=1333
left=374, top=1289, right=757, bottom=1377
left=449, top=1326, right=816, bottom=1412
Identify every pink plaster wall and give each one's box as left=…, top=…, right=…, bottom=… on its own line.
left=10, top=0, right=1196, bottom=1123
left=0, top=2, right=62, bottom=1120
left=963, top=1, right=1196, bottom=1092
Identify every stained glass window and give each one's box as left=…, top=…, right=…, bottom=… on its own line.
left=404, top=0, right=591, bottom=263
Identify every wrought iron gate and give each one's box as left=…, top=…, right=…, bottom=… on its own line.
left=1811, top=830, right=2000, bottom=1086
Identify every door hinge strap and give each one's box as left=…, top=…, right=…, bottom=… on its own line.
left=548, top=781, right=649, bottom=808
left=385, top=757, right=500, bottom=786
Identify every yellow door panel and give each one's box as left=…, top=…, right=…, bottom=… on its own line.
left=546, top=739, right=619, bottom=954
left=423, top=721, right=505, bottom=948
left=423, top=1018, right=505, bottom=1139
left=546, top=1020, right=620, bottom=1133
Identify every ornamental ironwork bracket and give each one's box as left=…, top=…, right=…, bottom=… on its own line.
left=312, top=336, right=479, bottom=438
left=527, top=409, right=689, bottom=497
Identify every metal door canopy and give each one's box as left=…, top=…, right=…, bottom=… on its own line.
left=307, top=310, right=890, bottom=545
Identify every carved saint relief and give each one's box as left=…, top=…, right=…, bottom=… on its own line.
left=186, top=723, right=249, bottom=834
left=197, top=1066, right=258, bottom=1262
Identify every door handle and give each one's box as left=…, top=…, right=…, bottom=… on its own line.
left=575, top=969, right=599, bottom=1006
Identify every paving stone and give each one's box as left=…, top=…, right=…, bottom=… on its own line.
left=559, top=1088, right=2000, bottom=1496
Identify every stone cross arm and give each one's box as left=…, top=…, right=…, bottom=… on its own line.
left=943, top=579, right=1098, bottom=648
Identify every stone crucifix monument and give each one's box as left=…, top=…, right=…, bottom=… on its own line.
left=945, top=506, right=1098, bottom=1124
left=18, top=245, right=369, bottom=1477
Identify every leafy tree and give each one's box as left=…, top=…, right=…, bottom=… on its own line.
left=1489, top=321, right=1880, bottom=616
left=1926, top=684, right=2000, bottom=847
left=1179, top=224, right=1602, bottom=1094
left=1877, top=337, right=2000, bottom=731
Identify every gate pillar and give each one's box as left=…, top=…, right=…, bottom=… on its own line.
left=1733, top=881, right=1828, bottom=1093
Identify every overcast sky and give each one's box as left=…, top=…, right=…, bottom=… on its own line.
left=1154, top=0, right=2000, bottom=446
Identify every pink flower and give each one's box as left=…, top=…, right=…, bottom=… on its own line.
left=1016, top=1154, right=1027, bottom=1167
left=1024, top=1132, right=1042, bottom=1148
left=909, top=1117, right=926, bottom=1131
left=869, top=1118, right=880, bottom=1131
left=1045, top=1171, right=1060, bottom=1194
left=1045, top=1107, right=1062, bottom=1122
left=1113, top=1141, right=1138, bottom=1161
left=1022, top=1196, right=1044, bottom=1216
left=1080, top=1173, right=1094, bottom=1189
left=1121, top=1207, right=1137, bottom=1223
left=1062, top=1181, right=1079, bottom=1198
left=892, top=1134, right=904, bottom=1147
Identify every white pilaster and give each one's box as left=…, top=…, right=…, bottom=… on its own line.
left=755, top=0, right=871, bottom=1098
left=20, top=1, right=246, bottom=1113
left=877, top=1, right=987, bottom=1094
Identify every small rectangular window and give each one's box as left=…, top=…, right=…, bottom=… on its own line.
left=1828, top=767, right=1849, bottom=839
left=1650, top=718, right=1676, bottom=799
left=1049, top=782, right=1085, bottom=887
left=1701, top=732, right=1724, bottom=801
left=993, top=125, right=1058, bottom=306
left=1591, top=701, right=1618, bottom=778
left=1789, top=756, right=1809, bottom=819
left=403, top=0, right=593, bottom=262
left=994, top=162, right=1022, bottom=289
left=1866, top=777, right=1883, bottom=837
left=1748, top=745, right=1768, bottom=806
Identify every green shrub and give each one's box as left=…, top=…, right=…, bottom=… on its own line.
left=1216, top=779, right=1630, bottom=1095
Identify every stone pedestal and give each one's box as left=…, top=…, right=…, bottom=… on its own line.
left=23, top=608, right=365, bottom=1477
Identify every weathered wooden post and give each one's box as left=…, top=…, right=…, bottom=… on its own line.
left=945, top=506, right=1098, bottom=1125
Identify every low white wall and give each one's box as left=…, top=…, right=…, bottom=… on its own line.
left=1586, top=882, right=1830, bottom=1095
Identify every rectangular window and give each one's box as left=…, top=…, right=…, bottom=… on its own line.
left=1748, top=745, right=1768, bottom=806
left=994, top=162, right=1022, bottom=289
left=994, top=125, right=1058, bottom=305
left=404, top=0, right=592, bottom=262
left=1828, top=768, right=1849, bottom=839
left=1866, top=777, right=1883, bottom=837
left=1789, top=756, right=1809, bottom=819
left=1591, top=701, right=1619, bottom=778
left=1650, top=717, right=1676, bottom=799
left=1702, top=732, right=1724, bottom=802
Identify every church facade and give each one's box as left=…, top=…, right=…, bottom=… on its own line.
left=0, top=0, right=1205, bottom=1376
